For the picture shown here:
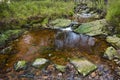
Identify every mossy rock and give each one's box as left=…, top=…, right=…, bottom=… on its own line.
left=106, top=35, right=120, bottom=48
left=54, top=64, right=66, bottom=72
left=74, top=19, right=108, bottom=36
left=104, top=46, right=120, bottom=60
left=70, top=57, right=97, bottom=76
left=32, top=58, right=49, bottom=69
left=50, top=19, right=71, bottom=28
left=14, top=60, right=27, bottom=71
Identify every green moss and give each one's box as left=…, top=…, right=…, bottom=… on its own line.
left=50, top=19, right=71, bottom=28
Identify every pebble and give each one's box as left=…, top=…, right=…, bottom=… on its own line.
left=58, top=73, right=62, bottom=77
left=91, top=72, right=96, bottom=78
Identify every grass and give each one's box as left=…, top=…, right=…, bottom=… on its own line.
left=0, top=0, right=75, bottom=31
left=0, top=0, right=75, bottom=19
left=106, top=0, right=120, bottom=27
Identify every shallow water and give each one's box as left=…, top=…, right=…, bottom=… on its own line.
left=0, top=28, right=115, bottom=74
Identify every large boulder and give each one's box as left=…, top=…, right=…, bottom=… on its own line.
left=106, top=35, right=120, bottom=48
left=50, top=19, right=71, bottom=28
left=74, top=19, right=108, bottom=36
left=70, top=57, right=97, bottom=76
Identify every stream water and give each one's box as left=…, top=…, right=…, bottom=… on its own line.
left=0, top=28, right=118, bottom=79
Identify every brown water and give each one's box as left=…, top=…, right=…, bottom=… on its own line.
left=0, top=28, right=115, bottom=74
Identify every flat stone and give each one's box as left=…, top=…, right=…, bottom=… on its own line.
left=70, top=57, right=97, bottom=76
left=14, top=60, right=27, bottom=71
left=74, top=19, right=108, bottom=36
left=50, top=19, right=71, bottom=28
left=32, top=58, right=49, bottom=69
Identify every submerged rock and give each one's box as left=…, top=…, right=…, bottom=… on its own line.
left=0, top=46, right=13, bottom=54
left=106, top=35, right=120, bottom=48
left=54, top=64, right=66, bottom=72
left=19, top=73, right=34, bottom=78
left=50, top=19, right=71, bottom=28
left=70, top=57, right=97, bottom=76
left=32, top=58, right=49, bottom=69
left=74, top=19, right=108, bottom=36
left=14, top=60, right=27, bottom=71
left=104, top=46, right=120, bottom=60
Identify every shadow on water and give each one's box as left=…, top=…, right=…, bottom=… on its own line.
left=0, top=28, right=111, bottom=73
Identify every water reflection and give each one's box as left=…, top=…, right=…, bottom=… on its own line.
left=55, top=30, right=96, bottom=52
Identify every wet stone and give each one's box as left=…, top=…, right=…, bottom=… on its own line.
left=70, top=57, right=97, bottom=76
left=74, top=19, right=108, bottom=36
left=14, top=60, right=27, bottom=71
left=106, top=35, right=120, bottom=48
left=32, top=58, right=49, bottom=69
left=104, top=46, right=120, bottom=60
left=19, top=73, right=34, bottom=78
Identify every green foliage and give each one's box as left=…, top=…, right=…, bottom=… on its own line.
left=0, top=2, right=11, bottom=18
left=0, top=0, right=74, bottom=19
left=0, top=30, right=23, bottom=46
left=0, top=0, right=74, bottom=31
left=106, top=0, right=120, bottom=27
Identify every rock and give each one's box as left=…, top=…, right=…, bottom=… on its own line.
left=106, top=35, right=120, bottom=48
left=115, top=67, right=120, bottom=76
left=70, top=57, right=97, bottom=76
left=103, top=46, right=120, bottom=60
left=91, top=72, right=96, bottom=78
left=74, top=19, right=108, bottom=36
left=50, top=19, right=71, bottom=28
left=73, top=13, right=94, bottom=23
left=54, top=64, right=66, bottom=72
left=32, top=58, right=49, bottom=69
left=0, top=46, right=12, bottom=54
left=14, top=60, right=27, bottom=71
left=19, top=73, right=34, bottom=78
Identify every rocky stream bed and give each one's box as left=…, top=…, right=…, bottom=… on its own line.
left=0, top=3, right=120, bottom=80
